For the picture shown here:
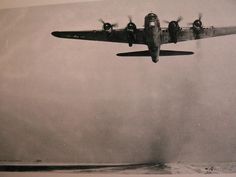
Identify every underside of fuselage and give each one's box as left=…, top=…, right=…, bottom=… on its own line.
left=148, top=46, right=160, bottom=63
left=144, top=13, right=161, bottom=63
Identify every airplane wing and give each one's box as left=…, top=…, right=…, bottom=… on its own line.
left=51, top=29, right=146, bottom=44
left=161, top=26, right=236, bottom=44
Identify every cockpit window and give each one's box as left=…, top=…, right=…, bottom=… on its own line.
left=148, top=13, right=157, bottom=19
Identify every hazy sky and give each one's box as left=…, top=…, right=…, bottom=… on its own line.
left=0, top=0, right=236, bottom=164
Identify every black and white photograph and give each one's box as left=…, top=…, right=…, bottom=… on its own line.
left=0, top=0, right=236, bottom=177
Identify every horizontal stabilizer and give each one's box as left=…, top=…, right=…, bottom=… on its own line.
left=117, top=50, right=150, bottom=57
left=117, top=50, right=194, bottom=57
left=160, top=50, right=194, bottom=56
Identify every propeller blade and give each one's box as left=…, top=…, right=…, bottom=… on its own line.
left=198, top=13, right=202, bottom=21
left=128, top=15, right=133, bottom=23
left=198, top=13, right=203, bottom=21
left=163, top=16, right=182, bottom=24
left=112, top=23, right=118, bottom=28
left=177, top=16, right=183, bottom=23
left=98, top=19, right=105, bottom=24
left=163, top=20, right=170, bottom=24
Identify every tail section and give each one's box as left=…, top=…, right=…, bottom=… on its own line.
left=117, top=50, right=194, bottom=63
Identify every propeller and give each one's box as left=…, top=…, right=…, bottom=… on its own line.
left=98, top=18, right=105, bottom=24
left=188, top=13, right=204, bottom=41
left=163, top=16, right=183, bottom=43
left=98, top=19, right=118, bottom=31
left=126, top=15, right=137, bottom=31
left=163, top=16, right=183, bottom=24
left=187, top=13, right=204, bottom=47
left=198, top=13, right=203, bottom=21
left=188, top=13, right=203, bottom=27
left=126, top=15, right=137, bottom=47
left=177, top=16, right=183, bottom=23
left=194, top=13, right=203, bottom=28
left=128, top=15, right=133, bottom=23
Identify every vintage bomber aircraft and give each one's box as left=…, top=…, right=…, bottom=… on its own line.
left=52, top=13, right=236, bottom=63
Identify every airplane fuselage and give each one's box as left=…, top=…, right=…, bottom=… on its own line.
left=144, top=13, right=161, bottom=63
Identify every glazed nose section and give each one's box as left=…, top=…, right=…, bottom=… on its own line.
left=149, top=21, right=156, bottom=27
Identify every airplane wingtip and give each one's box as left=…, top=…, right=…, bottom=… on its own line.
left=51, top=31, right=60, bottom=37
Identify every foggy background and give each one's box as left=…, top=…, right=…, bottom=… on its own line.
left=0, top=0, right=236, bottom=164
left=0, top=0, right=100, bottom=9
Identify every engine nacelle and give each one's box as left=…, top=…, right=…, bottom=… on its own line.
left=103, top=23, right=113, bottom=31
left=126, top=22, right=137, bottom=47
left=191, top=14, right=204, bottom=39
left=126, top=22, right=137, bottom=32
left=99, top=19, right=118, bottom=32
left=192, top=20, right=204, bottom=37
left=168, top=21, right=181, bottom=43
